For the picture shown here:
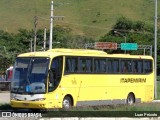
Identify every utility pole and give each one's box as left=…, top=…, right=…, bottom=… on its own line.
left=49, top=1, right=53, bottom=50
left=154, top=0, right=158, bottom=99
left=30, top=39, right=33, bottom=52
left=44, top=27, right=46, bottom=51
left=49, top=1, right=64, bottom=49
left=34, top=16, right=38, bottom=52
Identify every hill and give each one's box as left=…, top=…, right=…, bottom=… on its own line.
left=0, top=0, right=159, bottom=39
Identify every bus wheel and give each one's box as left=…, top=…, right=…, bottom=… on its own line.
left=126, top=93, right=135, bottom=105
left=62, top=96, right=72, bottom=109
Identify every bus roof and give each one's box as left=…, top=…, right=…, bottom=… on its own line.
left=17, top=48, right=153, bottom=60
left=47, top=48, right=107, bottom=55
left=18, top=48, right=107, bottom=57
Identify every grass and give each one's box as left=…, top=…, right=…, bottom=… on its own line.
left=63, top=103, right=160, bottom=111
left=157, top=81, right=160, bottom=99
left=0, top=0, right=159, bottom=39
left=43, top=103, right=160, bottom=117
left=0, top=103, right=12, bottom=110
left=0, top=102, right=159, bottom=111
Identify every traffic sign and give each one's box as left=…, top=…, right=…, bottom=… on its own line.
left=95, top=42, right=117, bottom=50
left=121, top=43, right=138, bottom=50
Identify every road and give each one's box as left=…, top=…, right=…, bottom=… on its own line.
left=0, top=91, right=10, bottom=104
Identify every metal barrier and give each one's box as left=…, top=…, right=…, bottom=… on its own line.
left=0, top=81, right=10, bottom=91
left=85, top=43, right=152, bottom=56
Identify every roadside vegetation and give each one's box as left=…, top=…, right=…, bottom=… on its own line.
left=157, top=80, right=160, bottom=99
left=0, top=103, right=12, bottom=110
left=0, top=102, right=160, bottom=113
left=0, top=16, right=160, bottom=73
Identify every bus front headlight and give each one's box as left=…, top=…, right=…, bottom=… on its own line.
left=11, top=97, right=16, bottom=100
left=11, top=94, right=16, bottom=100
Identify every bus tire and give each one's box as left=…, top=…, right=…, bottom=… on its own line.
left=62, top=96, right=72, bottom=110
left=126, top=93, right=135, bottom=105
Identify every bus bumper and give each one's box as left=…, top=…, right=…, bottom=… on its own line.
left=10, top=99, right=62, bottom=109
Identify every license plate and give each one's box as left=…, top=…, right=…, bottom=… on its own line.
left=23, top=103, right=29, bottom=106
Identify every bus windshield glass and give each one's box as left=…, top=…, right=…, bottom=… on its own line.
left=11, top=57, right=50, bottom=94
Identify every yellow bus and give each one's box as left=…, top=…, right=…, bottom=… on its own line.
left=10, top=48, right=154, bottom=110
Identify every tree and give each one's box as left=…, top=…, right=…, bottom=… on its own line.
left=113, top=17, right=133, bottom=30
left=100, top=17, right=154, bottom=54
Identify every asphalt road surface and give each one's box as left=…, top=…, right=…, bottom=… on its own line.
left=0, top=91, right=10, bottom=104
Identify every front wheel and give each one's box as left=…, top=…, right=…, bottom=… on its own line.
left=62, top=96, right=72, bottom=110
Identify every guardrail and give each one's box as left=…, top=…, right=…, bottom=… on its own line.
left=85, top=43, right=152, bottom=56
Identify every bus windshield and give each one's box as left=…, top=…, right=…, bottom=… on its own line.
left=11, top=57, right=50, bottom=94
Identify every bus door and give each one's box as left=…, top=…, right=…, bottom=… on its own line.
left=48, top=56, right=63, bottom=92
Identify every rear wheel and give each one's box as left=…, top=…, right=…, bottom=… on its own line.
left=126, top=93, right=135, bottom=105
left=62, top=96, right=72, bottom=109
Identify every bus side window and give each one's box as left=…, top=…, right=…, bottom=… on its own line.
left=132, top=61, right=138, bottom=73
left=65, top=57, right=78, bottom=73
left=121, top=60, right=132, bottom=73
left=113, top=59, right=119, bottom=73
left=79, top=58, right=86, bottom=72
left=71, top=59, right=76, bottom=72
left=144, top=60, right=152, bottom=73
left=94, top=59, right=106, bottom=73
left=137, top=61, right=143, bottom=73
left=108, top=59, right=113, bottom=73
left=124, top=62, right=128, bottom=73
left=127, top=60, right=132, bottom=73
left=86, top=59, right=92, bottom=72
left=66, top=58, right=72, bottom=72
left=100, top=59, right=106, bottom=72
left=123, top=66, right=128, bottom=73
left=120, top=60, right=125, bottom=73
left=94, top=59, right=99, bottom=72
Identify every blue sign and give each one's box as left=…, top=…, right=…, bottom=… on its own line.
left=121, top=43, right=138, bottom=50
